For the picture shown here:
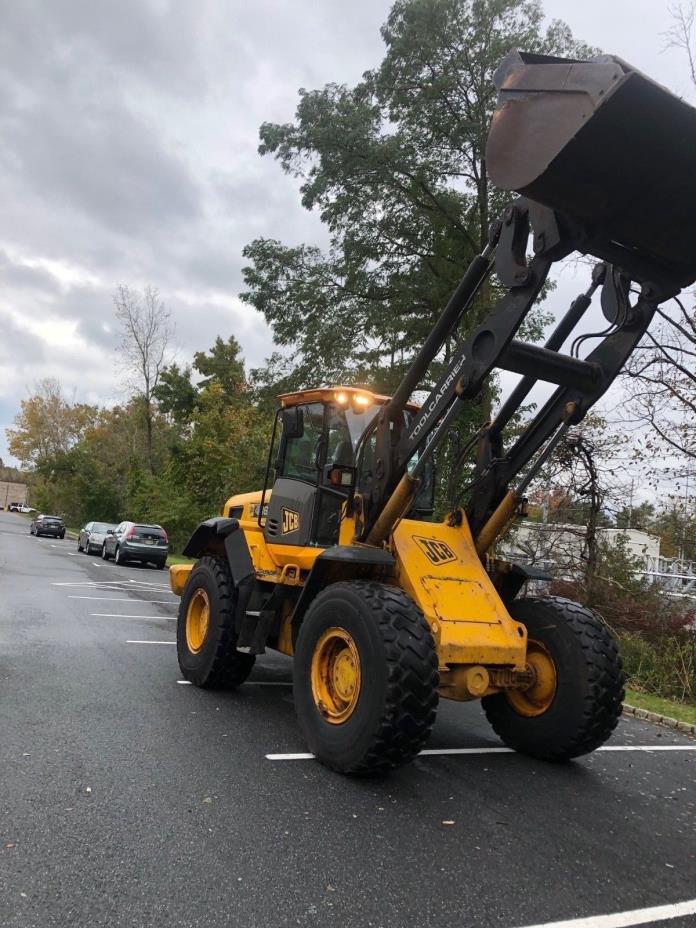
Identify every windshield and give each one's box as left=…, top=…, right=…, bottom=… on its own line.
left=92, top=523, right=114, bottom=533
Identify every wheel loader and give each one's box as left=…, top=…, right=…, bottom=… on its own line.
left=170, top=51, right=696, bottom=773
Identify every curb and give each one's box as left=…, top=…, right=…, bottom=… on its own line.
left=623, top=702, right=696, bottom=739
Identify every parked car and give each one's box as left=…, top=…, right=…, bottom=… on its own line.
left=102, top=521, right=169, bottom=569
left=78, top=521, right=118, bottom=555
left=8, top=502, right=22, bottom=512
left=30, top=514, right=66, bottom=538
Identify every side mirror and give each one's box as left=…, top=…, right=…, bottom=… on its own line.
left=281, top=406, right=304, bottom=440
left=323, top=464, right=356, bottom=491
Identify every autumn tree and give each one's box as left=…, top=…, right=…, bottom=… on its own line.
left=6, top=379, right=96, bottom=468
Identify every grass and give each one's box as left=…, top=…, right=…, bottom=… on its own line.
left=166, top=553, right=195, bottom=567
left=625, top=686, right=696, bottom=727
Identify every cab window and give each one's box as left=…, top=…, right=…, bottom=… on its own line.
left=280, top=403, right=324, bottom=482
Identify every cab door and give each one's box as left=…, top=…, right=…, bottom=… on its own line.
left=264, top=402, right=325, bottom=548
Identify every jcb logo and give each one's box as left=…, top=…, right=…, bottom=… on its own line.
left=414, top=536, right=457, bottom=566
left=282, top=508, right=300, bottom=534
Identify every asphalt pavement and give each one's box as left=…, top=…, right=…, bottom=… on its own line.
left=1, top=508, right=695, bottom=928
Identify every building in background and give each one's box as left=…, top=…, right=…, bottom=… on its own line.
left=0, top=481, right=28, bottom=508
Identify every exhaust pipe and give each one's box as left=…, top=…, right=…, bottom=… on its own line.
left=487, top=51, right=696, bottom=287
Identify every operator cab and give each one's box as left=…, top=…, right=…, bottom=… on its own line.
left=263, top=387, right=432, bottom=549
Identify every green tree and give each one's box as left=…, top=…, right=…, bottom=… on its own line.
left=153, top=363, right=197, bottom=427
left=242, top=0, right=590, bottom=398
left=193, top=336, right=247, bottom=402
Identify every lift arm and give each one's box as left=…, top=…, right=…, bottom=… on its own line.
left=360, top=49, right=696, bottom=548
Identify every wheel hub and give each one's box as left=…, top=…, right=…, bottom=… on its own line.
left=310, top=627, right=361, bottom=725
left=186, top=588, right=210, bottom=654
left=506, top=638, right=557, bottom=718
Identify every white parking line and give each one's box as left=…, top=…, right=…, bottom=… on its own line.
left=126, top=640, right=175, bottom=645
left=92, top=613, right=176, bottom=619
left=177, top=680, right=192, bottom=685
left=515, top=896, right=696, bottom=928
left=266, top=744, right=696, bottom=761
left=70, top=596, right=176, bottom=603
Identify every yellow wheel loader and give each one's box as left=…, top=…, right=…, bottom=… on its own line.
left=170, top=52, right=696, bottom=773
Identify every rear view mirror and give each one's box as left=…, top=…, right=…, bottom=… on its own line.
left=281, top=406, right=304, bottom=440
left=323, top=464, right=356, bottom=491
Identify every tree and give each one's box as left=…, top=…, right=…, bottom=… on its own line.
left=193, top=336, right=247, bottom=402
left=113, top=284, right=173, bottom=472
left=622, top=4, right=696, bottom=483
left=153, top=363, right=197, bottom=427
left=6, top=379, right=96, bottom=468
left=241, top=0, right=591, bottom=401
left=624, top=299, right=696, bottom=483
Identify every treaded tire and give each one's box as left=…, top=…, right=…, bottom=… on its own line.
left=482, top=596, right=624, bottom=761
left=293, top=580, right=439, bottom=774
left=177, top=555, right=255, bottom=689
left=101, top=543, right=110, bottom=560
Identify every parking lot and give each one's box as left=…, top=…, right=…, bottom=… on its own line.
left=1, top=507, right=695, bottom=927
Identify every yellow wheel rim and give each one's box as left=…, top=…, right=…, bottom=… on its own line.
left=185, top=588, right=210, bottom=654
left=310, top=627, right=361, bottom=725
left=506, top=638, right=557, bottom=718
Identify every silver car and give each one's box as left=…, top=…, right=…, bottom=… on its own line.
left=78, top=521, right=118, bottom=555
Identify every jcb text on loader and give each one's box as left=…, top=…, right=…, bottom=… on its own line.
left=170, top=51, right=696, bottom=773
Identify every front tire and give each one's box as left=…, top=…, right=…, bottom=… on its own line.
left=177, top=556, right=255, bottom=689
left=293, top=581, right=439, bottom=774
left=482, top=597, right=624, bottom=761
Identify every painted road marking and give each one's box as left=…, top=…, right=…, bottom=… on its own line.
left=176, top=678, right=291, bottom=687
left=92, top=613, right=176, bottom=619
left=515, top=896, right=696, bottom=928
left=266, top=744, right=696, bottom=761
left=126, top=640, right=175, bottom=645
left=70, top=596, right=176, bottom=603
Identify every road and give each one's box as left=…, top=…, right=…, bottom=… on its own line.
left=1, top=508, right=695, bottom=928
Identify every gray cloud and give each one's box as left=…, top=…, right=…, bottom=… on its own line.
left=0, top=0, right=690, bottom=468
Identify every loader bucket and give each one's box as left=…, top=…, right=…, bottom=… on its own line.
left=487, top=51, right=696, bottom=286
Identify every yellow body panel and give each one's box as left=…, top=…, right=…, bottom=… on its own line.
left=169, top=490, right=528, bottom=696
left=392, top=518, right=527, bottom=672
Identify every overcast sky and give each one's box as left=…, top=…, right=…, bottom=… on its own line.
left=0, top=0, right=691, bottom=468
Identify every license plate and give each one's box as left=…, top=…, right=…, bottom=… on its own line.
left=145, top=539, right=155, bottom=545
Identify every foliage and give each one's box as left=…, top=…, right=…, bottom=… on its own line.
left=6, top=379, right=97, bottom=468
left=241, top=0, right=590, bottom=399
left=549, top=536, right=696, bottom=704
left=7, top=338, right=272, bottom=551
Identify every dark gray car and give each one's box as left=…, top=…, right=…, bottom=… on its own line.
left=30, top=514, right=65, bottom=538
left=102, top=521, right=169, bottom=569
left=78, top=521, right=118, bottom=555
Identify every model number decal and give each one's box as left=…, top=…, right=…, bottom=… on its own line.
left=414, top=536, right=457, bottom=566
left=281, top=508, right=300, bottom=534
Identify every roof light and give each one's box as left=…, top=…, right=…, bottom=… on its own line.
left=335, top=391, right=348, bottom=404
left=354, top=394, right=371, bottom=407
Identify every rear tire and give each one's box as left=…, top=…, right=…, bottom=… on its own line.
left=482, top=597, right=624, bottom=761
left=293, top=581, right=439, bottom=774
left=177, top=556, right=255, bottom=689
left=114, top=546, right=125, bottom=565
